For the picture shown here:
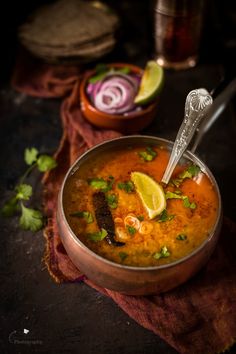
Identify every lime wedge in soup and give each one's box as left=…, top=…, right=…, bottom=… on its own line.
left=134, top=61, right=164, bottom=105
left=131, top=171, right=166, bottom=219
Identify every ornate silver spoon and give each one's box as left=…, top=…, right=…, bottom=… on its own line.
left=161, top=88, right=213, bottom=184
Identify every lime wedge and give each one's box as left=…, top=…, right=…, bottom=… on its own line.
left=134, top=61, right=164, bottom=105
left=131, top=172, right=166, bottom=219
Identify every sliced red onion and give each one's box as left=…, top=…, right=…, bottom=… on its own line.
left=88, top=73, right=139, bottom=114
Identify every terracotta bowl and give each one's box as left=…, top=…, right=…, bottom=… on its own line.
left=80, top=63, right=160, bottom=133
left=57, top=135, right=222, bottom=296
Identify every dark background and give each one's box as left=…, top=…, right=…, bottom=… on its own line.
left=0, top=1, right=236, bottom=353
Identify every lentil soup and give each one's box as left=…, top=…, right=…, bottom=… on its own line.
left=63, top=144, right=219, bottom=267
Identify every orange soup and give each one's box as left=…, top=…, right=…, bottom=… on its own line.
left=63, top=144, right=219, bottom=267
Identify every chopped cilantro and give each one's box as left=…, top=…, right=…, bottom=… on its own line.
left=88, top=228, right=108, bottom=242
left=126, top=225, right=136, bottom=235
left=88, top=177, right=114, bottom=192
left=139, top=146, right=157, bottom=162
left=165, top=191, right=183, bottom=200
left=166, top=191, right=196, bottom=209
left=153, top=246, right=170, bottom=259
left=170, top=164, right=200, bottom=187
left=137, top=215, right=144, bottom=221
left=106, top=193, right=118, bottom=209
left=70, top=211, right=94, bottom=224
left=183, top=196, right=196, bottom=209
left=176, top=234, right=187, bottom=241
left=157, top=209, right=175, bottom=222
left=119, top=252, right=128, bottom=261
left=117, top=180, right=134, bottom=193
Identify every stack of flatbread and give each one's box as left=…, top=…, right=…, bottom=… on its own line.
left=18, top=0, right=119, bottom=64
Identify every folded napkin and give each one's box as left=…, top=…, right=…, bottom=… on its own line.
left=12, top=54, right=236, bottom=354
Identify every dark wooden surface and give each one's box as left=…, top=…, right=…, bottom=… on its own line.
left=1, top=1, right=236, bottom=353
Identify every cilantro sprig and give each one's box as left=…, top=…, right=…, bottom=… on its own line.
left=117, top=180, right=134, bottom=193
left=1, top=147, right=57, bottom=232
left=170, top=164, right=200, bottom=187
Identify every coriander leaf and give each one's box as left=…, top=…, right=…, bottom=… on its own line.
left=20, top=203, right=43, bottom=232
left=119, top=252, right=128, bottom=261
left=1, top=196, right=19, bottom=217
left=170, top=178, right=182, bottom=188
left=88, top=228, right=107, bottom=242
left=137, top=215, right=144, bottom=221
left=187, top=165, right=201, bottom=177
left=106, top=194, right=118, bottom=209
left=37, top=155, right=57, bottom=172
left=179, top=164, right=201, bottom=180
left=117, top=181, right=134, bottom=193
left=15, top=184, right=32, bottom=201
left=153, top=246, right=170, bottom=259
left=176, top=234, right=187, bottom=240
left=24, top=147, right=38, bottom=165
left=157, top=209, right=175, bottom=222
left=126, top=225, right=136, bottom=235
left=88, top=177, right=113, bottom=192
left=139, top=146, right=157, bottom=162
left=70, top=211, right=94, bottom=224
left=183, top=196, right=196, bottom=209
left=165, top=191, right=183, bottom=200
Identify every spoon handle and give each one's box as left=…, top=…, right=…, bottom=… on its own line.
left=161, top=88, right=213, bottom=184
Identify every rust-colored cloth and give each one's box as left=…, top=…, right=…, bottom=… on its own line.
left=11, top=48, right=81, bottom=98
left=12, top=57, right=236, bottom=354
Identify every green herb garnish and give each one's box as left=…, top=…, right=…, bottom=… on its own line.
left=88, top=65, right=131, bottom=84
left=119, top=252, right=128, bottom=261
left=176, top=234, right=187, bottom=241
left=165, top=191, right=183, bottom=200
left=117, top=180, right=134, bottom=193
left=170, top=164, right=200, bottom=187
left=1, top=147, right=57, bottom=231
left=139, top=146, right=157, bottom=162
left=88, top=228, right=108, bottom=242
left=153, top=246, right=170, bottom=259
left=182, top=196, right=196, bottom=209
left=70, top=211, right=94, bottom=224
left=137, top=215, right=144, bottom=221
left=20, top=203, right=43, bottom=232
left=106, top=193, right=118, bottom=209
left=126, top=225, right=136, bottom=235
left=88, top=176, right=114, bottom=193
left=157, top=209, right=175, bottom=222
left=165, top=191, right=196, bottom=209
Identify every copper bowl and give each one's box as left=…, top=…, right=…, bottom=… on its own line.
left=57, top=135, right=222, bottom=295
left=80, top=63, right=160, bottom=133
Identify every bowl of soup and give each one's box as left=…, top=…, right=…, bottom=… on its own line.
left=80, top=63, right=161, bottom=133
left=57, top=135, right=222, bottom=295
